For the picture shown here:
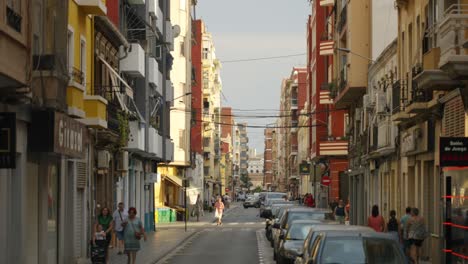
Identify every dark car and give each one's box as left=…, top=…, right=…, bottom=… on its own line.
left=243, top=196, right=260, bottom=208
left=296, top=228, right=406, bottom=264
left=261, top=199, right=294, bottom=218
left=276, top=220, right=325, bottom=264
left=272, top=208, right=334, bottom=261
left=266, top=204, right=295, bottom=241
left=294, top=225, right=373, bottom=264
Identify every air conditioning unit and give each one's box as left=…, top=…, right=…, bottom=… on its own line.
left=375, top=92, right=387, bottom=113
left=354, top=108, right=362, bottom=121
left=117, top=151, right=129, bottom=171
left=97, top=150, right=110, bottom=169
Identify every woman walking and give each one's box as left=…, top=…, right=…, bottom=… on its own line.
left=94, top=207, right=113, bottom=264
left=124, top=207, right=146, bottom=264
left=214, top=197, right=225, bottom=226
left=368, top=205, right=385, bottom=232
left=407, top=208, right=428, bottom=264
left=387, top=210, right=401, bottom=242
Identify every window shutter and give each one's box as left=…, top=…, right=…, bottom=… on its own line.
left=443, top=96, right=464, bottom=137
left=76, top=161, right=87, bottom=189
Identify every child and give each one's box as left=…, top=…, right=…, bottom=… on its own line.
left=93, top=224, right=106, bottom=245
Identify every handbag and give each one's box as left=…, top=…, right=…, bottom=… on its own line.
left=129, top=220, right=142, bottom=240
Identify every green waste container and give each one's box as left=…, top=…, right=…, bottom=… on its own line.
left=170, top=209, right=176, bottom=222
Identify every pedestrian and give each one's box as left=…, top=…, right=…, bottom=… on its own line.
left=406, top=207, right=428, bottom=264
left=330, top=198, right=339, bottom=213
left=195, top=194, right=203, bottom=221
left=214, top=197, right=225, bottom=226
left=94, top=207, right=113, bottom=264
left=400, top=206, right=412, bottom=256
left=223, top=194, right=230, bottom=209
left=92, top=224, right=107, bottom=264
left=387, top=210, right=401, bottom=242
left=367, top=205, right=385, bottom=232
left=124, top=207, right=147, bottom=264
left=113, top=202, right=128, bottom=255
left=334, top=200, right=346, bottom=224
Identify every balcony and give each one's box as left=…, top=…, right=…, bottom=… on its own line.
left=337, top=4, right=347, bottom=33
left=203, top=138, right=211, bottom=152
left=120, top=43, right=145, bottom=78
left=165, top=138, right=174, bottom=162
left=319, top=138, right=348, bottom=156
left=67, top=67, right=86, bottom=118
left=320, top=0, right=334, bottom=7
left=148, top=127, right=163, bottom=158
left=319, top=90, right=333, bottom=104
left=405, top=86, right=432, bottom=114
left=148, top=58, right=160, bottom=94
left=165, top=21, right=174, bottom=51
left=291, top=120, right=298, bottom=133
left=438, top=4, right=468, bottom=79
left=83, top=95, right=108, bottom=129
left=75, top=0, right=106, bottom=15
left=319, top=40, right=334, bottom=56
left=413, top=48, right=460, bottom=91
left=290, top=145, right=298, bottom=156
left=166, top=80, right=173, bottom=102
left=127, top=121, right=145, bottom=153
left=334, top=68, right=367, bottom=109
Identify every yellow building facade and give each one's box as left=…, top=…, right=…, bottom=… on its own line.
left=67, top=0, right=107, bottom=128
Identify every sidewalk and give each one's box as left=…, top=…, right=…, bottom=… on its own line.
left=106, top=228, right=197, bottom=264
left=156, top=203, right=240, bottom=228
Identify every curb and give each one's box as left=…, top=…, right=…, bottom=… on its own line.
left=152, top=229, right=202, bottom=264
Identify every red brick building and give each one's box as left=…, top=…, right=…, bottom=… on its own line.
left=190, top=20, right=203, bottom=155
left=308, top=0, right=349, bottom=201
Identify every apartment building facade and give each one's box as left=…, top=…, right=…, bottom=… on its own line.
left=220, top=107, right=233, bottom=195
left=264, top=128, right=275, bottom=190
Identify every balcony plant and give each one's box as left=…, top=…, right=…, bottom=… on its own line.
left=117, top=111, right=130, bottom=148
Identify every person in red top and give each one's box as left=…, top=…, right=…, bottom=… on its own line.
left=368, top=205, right=386, bottom=232
left=305, top=194, right=315, bottom=207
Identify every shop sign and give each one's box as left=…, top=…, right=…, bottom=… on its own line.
left=440, top=137, right=468, bottom=167
left=0, top=113, right=16, bottom=168
left=29, top=111, right=87, bottom=159
left=299, top=162, right=310, bottom=174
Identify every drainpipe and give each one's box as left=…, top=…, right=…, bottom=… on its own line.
left=162, top=0, right=168, bottom=162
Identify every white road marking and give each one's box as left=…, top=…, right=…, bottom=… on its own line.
left=256, top=229, right=275, bottom=264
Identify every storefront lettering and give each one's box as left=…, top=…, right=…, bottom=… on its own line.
left=440, top=137, right=468, bottom=167
left=58, top=119, right=83, bottom=153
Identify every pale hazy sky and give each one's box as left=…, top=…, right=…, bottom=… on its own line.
left=197, top=0, right=310, bottom=153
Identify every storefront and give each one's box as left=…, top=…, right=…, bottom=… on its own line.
left=440, top=137, right=468, bottom=264
left=28, top=110, right=89, bottom=263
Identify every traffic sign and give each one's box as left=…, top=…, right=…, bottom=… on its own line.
left=225, top=188, right=230, bottom=192
left=321, top=176, right=331, bottom=186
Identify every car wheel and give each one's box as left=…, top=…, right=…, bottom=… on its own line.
left=273, top=251, right=277, bottom=261
left=243, top=206, right=247, bottom=209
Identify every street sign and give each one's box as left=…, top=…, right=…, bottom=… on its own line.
left=225, top=188, right=229, bottom=192
left=440, top=137, right=468, bottom=167
left=321, top=176, right=331, bottom=186
left=299, top=162, right=310, bottom=174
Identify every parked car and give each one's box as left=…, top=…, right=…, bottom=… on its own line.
left=296, top=229, right=407, bottom=264
left=260, top=199, right=292, bottom=218
left=273, top=208, right=334, bottom=261
left=243, top=196, right=260, bottom=208
left=276, top=220, right=326, bottom=264
left=266, top=204, right=296, bottom=241
left=293, top=225, right=370, bottom=264
left=269, top=206, right=295, bottom=246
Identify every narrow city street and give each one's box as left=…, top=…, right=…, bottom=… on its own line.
left=155, top=203, right=273, bottom=264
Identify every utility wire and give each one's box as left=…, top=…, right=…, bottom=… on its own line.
left=220, top=53, right=307, bottom=63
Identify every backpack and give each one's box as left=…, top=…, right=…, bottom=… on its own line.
left=387, top=217, right=398, bottom=232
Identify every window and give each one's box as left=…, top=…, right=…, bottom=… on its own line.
left=67, top=27, right=74, bottom=74
left=6, top=0, right=22, bottom=32
left=180, top=40, right=185, bottom=57
left=80, top=37, right=86, bottom=86
left=179, top=129, right=186, bottom=150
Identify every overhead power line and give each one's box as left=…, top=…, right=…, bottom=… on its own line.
left=220, top=53, right=307, bottom=63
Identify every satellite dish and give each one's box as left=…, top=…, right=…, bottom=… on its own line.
left=172, top=25, right=181, bottom=38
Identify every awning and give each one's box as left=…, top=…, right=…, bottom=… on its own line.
left=163, top=174, right=182, bottom=187
left=98, top=55, right=145, bottom=122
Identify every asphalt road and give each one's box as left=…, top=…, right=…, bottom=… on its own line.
left=158, top=204, right=274, bottom=264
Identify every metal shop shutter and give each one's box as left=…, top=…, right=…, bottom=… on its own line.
left=443, top=96, right=464, bottom=137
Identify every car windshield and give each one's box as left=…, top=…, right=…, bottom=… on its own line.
left=286, top=212, right=326, bottom=227
left=320, top=237, right=404, bottom=264
left=286, top=223, right=314, bottom=240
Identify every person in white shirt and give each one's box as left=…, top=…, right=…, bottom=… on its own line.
left=112, top=202, right=128, bottom=255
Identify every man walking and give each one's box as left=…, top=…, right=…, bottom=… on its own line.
left=400, top=206, right=412, bottom=256
left=113, top=202, right=128, bottom=255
